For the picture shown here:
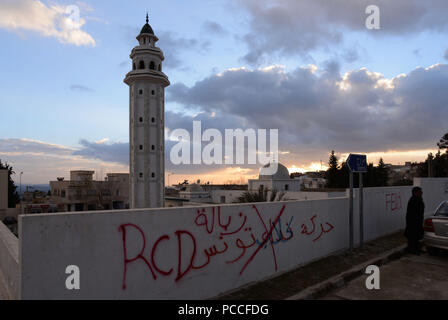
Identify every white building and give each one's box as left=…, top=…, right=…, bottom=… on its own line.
left=179, top=184, right=212, bottom=203
left=294, top=174, right=327, bottom=189
left=124, top=14, right=170, bottom=209
left=248, top=162, right=301, bottom=192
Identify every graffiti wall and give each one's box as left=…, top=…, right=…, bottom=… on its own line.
left=350, top=186, right=413, bottom=245
left=19, top=198, right=348, bottom=299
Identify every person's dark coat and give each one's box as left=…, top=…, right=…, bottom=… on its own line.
left=404, top=195, right=425, bottom=240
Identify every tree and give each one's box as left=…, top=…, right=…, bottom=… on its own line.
left=0, top=160, right=20, bottom=208
left=376, top=158, right=389, bottom=187
left=437, top=133, right=448, bottom=150
left=236, top=187, right=286, bottom=203
left=325, top=152, right=390, bottom=188
left=326, top=150, right=340, bottom=188
left=416, top=151, right=448, bottom=178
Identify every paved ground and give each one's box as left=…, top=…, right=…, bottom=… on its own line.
left=217, top=231, right=406, bottom=300
left=0, top=270, right=11, bottom=300
left=320, top=249, right=448, bottom=300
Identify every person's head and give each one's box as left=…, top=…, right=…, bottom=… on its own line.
left=412, top=186, right=423, bottom=198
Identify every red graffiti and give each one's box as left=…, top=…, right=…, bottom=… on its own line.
left=301, top=215, right=334, bottom=242
left=118, top=204, right=336, bottom=290
left=385, top=192, right=402, bottom=211
left=151, top=235, right=173, bottom=276
left=239, top=204, right=286, bottom=275
left=118, top=224, right=157, bottom=290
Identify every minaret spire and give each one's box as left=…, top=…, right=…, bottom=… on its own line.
left=124, top=14, right=169, bottom=209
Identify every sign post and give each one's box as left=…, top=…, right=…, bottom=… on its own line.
left=346, top=154, right=367, bottom=250
left=349, top=170, right=354, bottom=250
left=359, top=171, right=364, bottom=248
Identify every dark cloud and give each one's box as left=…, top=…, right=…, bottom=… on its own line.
left=118, top=61, right=128, bottom=68
left=120, top=25, right=210, bottom=71
left=73, top=139, right=128, bottom=165
left=157, top=31, right=211, bottom=70
left=202, top=21, right=227, bottom=36
left=168, top=63, right=448, bottom=157
left=238, top=0, right=448, bottom=64
left=70, top=84, right=94, bottom=92
left=0, top=138, right=74, bottom=155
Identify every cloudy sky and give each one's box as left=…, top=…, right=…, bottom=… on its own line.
left=1, top=0, right=448, bottom=185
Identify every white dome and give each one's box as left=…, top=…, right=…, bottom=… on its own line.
left=185, top=183, right=204, bottom=192
left=259, top=162, right=290, bottom=180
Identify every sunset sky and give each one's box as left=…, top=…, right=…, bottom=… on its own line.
left=1, top=0, right=447, bottom=185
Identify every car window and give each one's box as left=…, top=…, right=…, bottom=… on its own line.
left=436, top=203, right=448, bottom=216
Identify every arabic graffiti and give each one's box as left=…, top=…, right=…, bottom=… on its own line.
left=118, top=204, right=335, bottom=290
left=300, top=215, right=334, bottom=242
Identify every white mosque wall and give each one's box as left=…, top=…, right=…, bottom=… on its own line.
left=249, top=179, right=302, bottom=192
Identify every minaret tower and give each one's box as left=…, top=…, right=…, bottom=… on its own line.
left=124, top=14, right=169, bottom=208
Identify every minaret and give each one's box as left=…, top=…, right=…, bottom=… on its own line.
left=124, top=14, right=169, bottom=208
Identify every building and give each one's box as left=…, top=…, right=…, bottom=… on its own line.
left=124, top=14, right=170, bottom=209
left=248, top=162, right=301, bottom=192
left=294, top=173, right=327, bottom=190
left=50, top=170, right=129, bottom=212
left=386, top=162, right=417, bottom=185
left=179, top=183, right=212, bottom=203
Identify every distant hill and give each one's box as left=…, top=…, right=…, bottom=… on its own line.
left=19, top=184, right=50, bottom=196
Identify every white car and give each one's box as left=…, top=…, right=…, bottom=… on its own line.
left=423, top=200, right=448, bottom=254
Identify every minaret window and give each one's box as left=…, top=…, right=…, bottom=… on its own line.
left=139, top=61, right=145, bottom=69
left=158, top=64, right=161, bottom=71
left=150, top=61, right=155, bottom=70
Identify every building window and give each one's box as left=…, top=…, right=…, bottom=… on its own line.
left=151, top=145, right=155, bottom=151
left=139, top=61, right=145, bottom=69
left=139, top=117, right=143, bottom=122
left=139, top=89, right=143, bottom=95
left=139, top=173, right=143, bottom=178
left=151, top=173, right=155, bottom=178
left=150, top=61, right=155, bottom=70
left=158, top=64, right=161, bottom=71
left=133, top=63, right=136, bottom=70
left=151, top=117, right=155, bottom=123
left=139, top=145, right=143, bottom=150
left=285, top=184, right=289, bottom=191
left=61, top=190, right=66, bottom=197
left=151, top=90, right=155, bottom=95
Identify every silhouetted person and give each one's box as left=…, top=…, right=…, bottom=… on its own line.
left=404, top=187, right=425, bottom=254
